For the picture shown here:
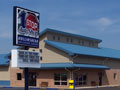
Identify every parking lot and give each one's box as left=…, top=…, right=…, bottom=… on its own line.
left=0, top=86, right=120, bottom=90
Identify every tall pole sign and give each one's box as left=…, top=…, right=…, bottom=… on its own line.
left=13, top=6, right=40, bottom=48
left=13, top=6, right=40, bottom=90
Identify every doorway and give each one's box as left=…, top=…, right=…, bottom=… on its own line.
left=98, top=72, right=102, bottom=86
left=28, top=72, right=36, bottom=86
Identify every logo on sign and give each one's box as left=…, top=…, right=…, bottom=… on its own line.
left=18, top=11, right=39, bottom=38
left=26, top=14, right=38, bottom=31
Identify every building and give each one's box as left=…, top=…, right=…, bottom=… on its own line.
left=1, top=28, right=120, bottom=88
left=0, top=54, right=10, bottom=86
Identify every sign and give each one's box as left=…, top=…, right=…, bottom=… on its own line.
left=11, top=49, right=40, bottom=68
left=69, top=80, right=75, bottom=89
left=13, top=6, right=40, bottom=48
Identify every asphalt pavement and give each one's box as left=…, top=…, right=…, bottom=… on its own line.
left=0, top=86, right=120, bottom=90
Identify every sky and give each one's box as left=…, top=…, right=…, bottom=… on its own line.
left=0, top=0, right=120, bottom=53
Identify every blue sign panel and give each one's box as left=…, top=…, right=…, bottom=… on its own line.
left=18, top=35, right=39, bottom=47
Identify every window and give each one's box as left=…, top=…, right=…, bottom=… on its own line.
left=66, top=38, right=69, bottom=42
left=54, top=73, right=67, bottom=85
left=70, top=38, right=73, bottom=43
left=17, top=73, right=22, bottom=80
left=75, top=73, right=87, bottom=86
left=78, top=40, right=81, bottom=44
left=40, top=57, right=42, bottom=60
left=114, top=73, right=117, bottom=80
left=92, top=43, right=94, bottom=46
left=40, top=49, right=42, bottom=53
left=82, top=41, right=84, bottom=45
left=89, top=42, right=94, bottom=47
left=53, top=36, right=55, bottom=40
left=58, top=36, right=60, bottom=41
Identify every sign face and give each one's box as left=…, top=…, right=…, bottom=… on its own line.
left=11, top=49, right=40, bottom=68
left=13, top=6, right=40, bottom=48
left=69, top=80, right=75, bottom=89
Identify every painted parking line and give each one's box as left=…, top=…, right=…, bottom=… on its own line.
left=2, top=87, right=14, bottom=88
left=29, top=87, right=40, bottom=89
left=46, top=88, right=58, bottom=90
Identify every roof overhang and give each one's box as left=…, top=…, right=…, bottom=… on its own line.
left=44, top=40, right=120, bottom=59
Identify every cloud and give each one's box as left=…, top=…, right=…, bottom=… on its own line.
left=98, top=17, right=113, bottom=26
left=86, top=17, right=117, bottom=32
left=0, top=32, right=12, bottom=39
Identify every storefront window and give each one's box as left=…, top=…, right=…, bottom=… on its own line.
left=75, top=73, right=87, bottom=86
left=54, top=73, right=60, bottom=81
left=54, top=73, right=67, bottom=85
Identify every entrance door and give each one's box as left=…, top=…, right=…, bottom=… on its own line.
left=98, top=72, right=102, bottom=86
left=28, top=72, right=36, bottom=86
left=99, top=76, right=102, bottom=86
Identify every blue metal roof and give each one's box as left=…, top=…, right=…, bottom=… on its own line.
left=40, top=63, right=109, bottom=69
left=0, top=54, right=9, bottom=66
left=40, top=28, right=102, bottom=43
left=44, top=40, right=120, bottom=59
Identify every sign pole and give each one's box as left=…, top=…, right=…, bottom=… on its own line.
left=24, top=46, right=29, bottom=90
left=24, top=68, right=28, bottom=90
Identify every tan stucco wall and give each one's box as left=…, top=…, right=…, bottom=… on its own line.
left=73, top=56, right=104, bottom=65
left=104, top=59, right=120, bottom=69
left=46, top=32, right=98, bottom=48
left=0, top=66, right=10, bottom=80
left=105, top=69, right=120, bottom=85
left=10, top=67, right=24, bottom=87
left=39, top=39, right=71, bottom=63
left=73, top=56, right=120, bottom=69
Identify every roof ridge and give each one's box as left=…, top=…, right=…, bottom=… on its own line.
left=40, top=28, right=102, bottom=43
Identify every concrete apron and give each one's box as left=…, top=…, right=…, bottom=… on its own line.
left=41, top=85, right=120, bottom=90
left=75, top=85, right=120, bottom=89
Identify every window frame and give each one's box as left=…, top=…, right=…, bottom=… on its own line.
left=113, top=73, right=117, bottom=80
left=40, top=49, right=42, bottom=53
left=66, top=37, right=69, bottom=42
left=82, top=41, right=84, bottom=45
left=75, top=73, right=87, bottom=86
left=58, top=36, right=60, bottom=41
left=53, top=35, right=56, bottom=40
left=17, top=73, right=22, bottom=80
left=70, top=38, right=73, bottom=43
left=54, top=73, right=67, bottom=86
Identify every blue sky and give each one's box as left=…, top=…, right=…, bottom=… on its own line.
left=0, top=0, right=120, bottom=53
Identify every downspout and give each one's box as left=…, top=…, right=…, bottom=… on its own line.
left=70, top=54, right=80, bottom=79
left=65, top=68, right=72, bottom=80
left=71, top=54, right=79, bottom=63
left=71, top=68, right=81, bottom=79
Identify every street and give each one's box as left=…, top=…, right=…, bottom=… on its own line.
left=0, top=86, right=120, bottom=90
